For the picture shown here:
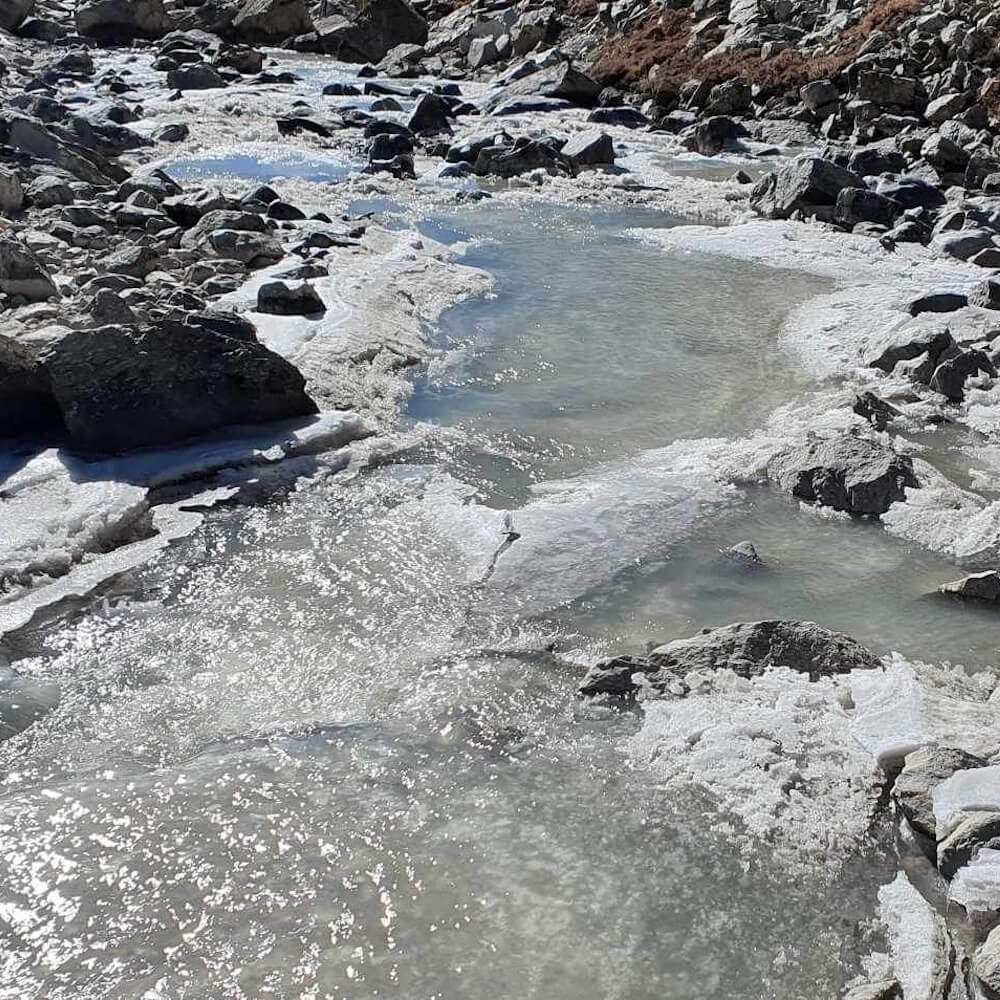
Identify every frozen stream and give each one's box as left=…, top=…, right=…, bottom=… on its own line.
left=1, top=199, right=996, bottom=998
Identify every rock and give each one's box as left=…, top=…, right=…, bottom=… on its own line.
left=0, top=0, right=33, bottom=31
left=473, top=139, right=573, bottom=179
left=25, top=175, right=74, bottom=209
left=925, top=93, right=967, bottom=124
left=587, top=106, right=647, bottom=129
left=800, top=79, right=838, bottom=111
left=75, top=0, right=170, bottom=40
left=88, top=287, right=137, bottom=325
left=969, top=280, right=1000, bottom=311
left=0, top=236, right=58, bottom=301
left=834, top=188, right=899, bottom=228
left=856, top=71, right=921, bottom=110
left=467, top=36, right=497, bottom=70
left=0, top=334, right=61, bottom=435
left=267, top=200, right=305, bottom=221
left=939, top=571, right=1000, bottom=604
left=842, top=982, right=900, bottom=1000
left=562, top=130, right=614, bottom=167
left=185, top=310, right=257, bottom=342
left=751, top=157, right=864, bottom=221
left=929, top=346, right=995, bottom=402
left=921, top=134, right=969, bottom=173
left=939, top=813, right=1000, bottom=879
left=166, top=63, right=227, bottom=90
left=488, top=63, right=601, bottom=112
left=407, top=93, right=452, bottom=135
left=231, top=0, right=312, bottom=43
left=863, top=323, right=954, bottom=375
left=209, top=229, right=284, bottom=267
left=684, top=115, right=740, bottom=156
left=907, top=292, right=967, bottom=316
left=313, top=0, right=427, bottom=64
left=257, top=280, right=325, bottom=315
left=215, top=43, right=264, bottom=75
left=579, top=620, right=880, bottom=699
left=876, top=177, right=946, bottom=211
left=0, top=167, right=23, bottom=216
left=974, top=925, right=1000, bottom=993
left=725, top=540, right=762, bottom=564
left=893, top=746, right=987, bottom=839
left=8, top=117, right=123, bottom=187
left=773, top=435, right=918, bottom=516
left=934, top=229, right=997, bottom=262
left=853, top=391, right=900, bottom=431
left=37, top=323, right=316, bottom=452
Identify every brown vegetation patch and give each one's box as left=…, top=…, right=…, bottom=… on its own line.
left=592, top=0, right=925, bottom=98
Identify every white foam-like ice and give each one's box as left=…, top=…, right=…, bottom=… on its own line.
left=950, top=848, right=1000, bottom=919
left=878, top=872, right=953, bottom=1000
left=849, top=657, right=1000, bottom=769
left=628, top=667, right=881, bottom=870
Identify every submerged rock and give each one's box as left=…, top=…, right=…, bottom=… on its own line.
left=773, top=435, right=918, bottom=516
left=580, top=619, right=880, bottom=698
left=725, top=540, right=762, bottom=564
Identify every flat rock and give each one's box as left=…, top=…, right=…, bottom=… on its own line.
left=939, top=571, right=1000, bottom=604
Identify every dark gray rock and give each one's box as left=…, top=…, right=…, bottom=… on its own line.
left=37, top=322, right=316, bottom=452
left=939, top=571, right=1000, bottom=604
left=407, top=93, right=452, bottom=135
left=312, top=0, right=427, bottom=64
left=928, top=346, right=995, bottom=402
left=908, top=292, right=968, bottom=316
left=166, top=63, right=227, bottom=90
left=473, top=139, right=573, bottom=179
left=876, top=177, right=946, bottom=211
left=853, top=391, right=900, bottom=431
left=0, top=0, right=33, bottom=31
left=684, top=115, right=740, bottom=156
left=969, top=280, right=1000, bottom=311
left=893, top=746, right=987, bottom=839
left=0, top=334, right=61, bottom=435
left=257, top=280, right=325, bottom=315
left=773, top=435, right=919, bottom=516
left=562, top=130, right=614, bottom=167
left=487, top=63, right=601, bottom=112
left=580, top=620, right=881, bottom=699
left=75, top=0, right=170, bottom=40
left=835, top=188, right=899, bottom=228
left=231, top=0, right=312, bottom=43
left=587, top=106, right=647, bottom=129
left=0, top=236, right=59, bottom=301
left=751, top=157, right=864, bottom=221
left=863, top=323, right=954, bottom=375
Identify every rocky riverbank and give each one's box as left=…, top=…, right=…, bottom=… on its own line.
left=5, top=0, right=1000, bottom=996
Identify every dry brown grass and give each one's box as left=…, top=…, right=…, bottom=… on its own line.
left=592, top=0, right=925, bottom=99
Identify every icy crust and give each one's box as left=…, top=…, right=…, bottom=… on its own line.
left=950, top=848, right=1000, bottom=920
left=628, top=666, right=881, bottom=869
left=0, top=413, right=370, bottom=638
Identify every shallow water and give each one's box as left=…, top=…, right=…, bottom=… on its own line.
left=164, top=149, right=357, bottom=184
left=0, top=197, right=985, bottom=998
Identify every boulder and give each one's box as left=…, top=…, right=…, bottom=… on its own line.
left=751, top=157, right=864, bottom=221
left=8, top=117, right=123, bottom=187
left=969, top=280, right=1000, bottom=311
left=587, top=106, right=647, bottom=129
left=231, top=0, right=312, bottom=43
left=893, top=746, right=987, bottom=839
left=473, top=139, right=573, bottom=179
left=876, top=176, right=946, bottom=211
left=406, top=93, right=452, bottom=135
left=834, top=188, right=898, bottom=229
left=487, top=63, right=601, bottom=112
left=37, top=323, right=316, bottom=452
left=256, top=280, right=325, bottom=315
left=167, top=63, right=227, bottom=90
left=75, top=0, right=170, bottom=40
left=924, top=92, right=967, bottom=124
left=856, top=71, right=922, bottom=110
left=773, top=435, right=918, bottom=516
left=0, top=0, right=33, bottom=32
left=580, top=620, right=881, bottom=698
left=921, top=134, right=969, bottom=173
left=683, top=115, right=740, bottom=156
left=933, top=229, right=997, bottom=262
left=939, top=571, right=1000, bottom=604
left=562, top=130, right=614, bottom=167
left=0, top=334, right=61, bottom=435
left=313, top=0, right=427, bottom=64
left=929, top=347, right=995, bottom=402
left=800, top=79, right=838, bottom=111
left=0, top=236, right=58, bottom=301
